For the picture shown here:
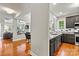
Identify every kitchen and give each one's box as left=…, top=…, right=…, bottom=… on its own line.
left=49, top=3, right=79, bottom=56
left=0, top=3, right=79, bottom=56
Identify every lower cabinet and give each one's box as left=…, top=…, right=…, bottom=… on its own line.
left=50, top=35, right=61, bottom=56
left=50, top=34, right=75, bottom=56
left=55, top=35, right=61, bottom=51
left=62, top=34, right=75, bottom=44
left=50, top=41, right=55, bottom=56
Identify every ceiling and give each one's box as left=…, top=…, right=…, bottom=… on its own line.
left=0, top=3, right=79, bottom=19
left=0, top=3, right=31, bottom=19
left=0, top=3, right=30, bottom=13
left=49, top=3, right=79, bottom=17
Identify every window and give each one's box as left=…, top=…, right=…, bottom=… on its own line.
left=59, top=21, right=64, bottom=29
left=4, top=19, right=13, bottom=33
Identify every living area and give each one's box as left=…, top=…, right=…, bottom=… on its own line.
left=0, top=3, right=31, bottom=56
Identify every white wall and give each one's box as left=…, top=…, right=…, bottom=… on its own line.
left=49, top=13, right=57, bottom=32
left=23, top=13, right=31, bottom=32
left=31, top=3, right=49, bottom=56
left=12, top=12, right=31, bottom=40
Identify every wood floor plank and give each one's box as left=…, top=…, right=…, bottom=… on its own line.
left=54, top=43, right=79, bottom=56
left=0, top=39, right=31, bottom=56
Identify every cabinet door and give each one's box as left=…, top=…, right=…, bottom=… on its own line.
left=55, top=35, right=61, bottom=51
left=76, top=15, right=79, bottom=22
left=63, top=34, right=68, bottom=43
left=62, top=34, right=75, bottom=44
left=67, top=34, right=75, bottom=44
left=50, top=39, right=55, bottom=56
left=58, top=35, right=61, bottom=46
left=66, top=17, right=71, bottom=28
left=50, top=43, right=55, bottom=56
left=66, top=16, right=76, bottom=28
left=55, top=39, right=58, bottom=51
left=61, top=34, right=64, bottom=42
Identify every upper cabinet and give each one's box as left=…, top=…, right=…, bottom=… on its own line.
left=75, top=15, right=79, bottom=22
left=66, top=16, right=76, bottom=28
left=66, top=15, right=79, bottom=28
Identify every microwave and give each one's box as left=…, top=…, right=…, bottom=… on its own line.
left=75, top=24, right=79, bottom=26
left=75, top=22, right=79, bottom=28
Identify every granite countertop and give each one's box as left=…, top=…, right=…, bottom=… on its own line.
left=49, top=31, right=75, bottom=40
left=49, top=32, right=62, bottom=40
left=62, top=32, right=74, bottom=34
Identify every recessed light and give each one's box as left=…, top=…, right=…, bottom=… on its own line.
left=52, top=3, right=56, bottom=5
left=59, top=12, right=63, bottom=15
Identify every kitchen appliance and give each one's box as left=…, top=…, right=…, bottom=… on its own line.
left=75, top=22, right=79, bottom=28
left=75, top=34, right=79, bottom=45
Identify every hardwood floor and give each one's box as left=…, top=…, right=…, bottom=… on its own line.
left=54, top=43, right=79, bottom=56
left=0, top=39, right=31, bottom=56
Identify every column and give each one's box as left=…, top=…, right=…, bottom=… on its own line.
left=1, top=17, right=4, bottom=39
left=31, top=3, right=49, bottom=56
left=12, top=18, right=17, bottom=40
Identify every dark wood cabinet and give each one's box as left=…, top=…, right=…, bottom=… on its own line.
left=62, top=34, right=67, bottom=42
left=50, top=41, right=55, bottom=56
left=50, top=34, right=75, bottom=56
left=62, top=34, right=75, bottom=44
left=66, top=16, right=76, bottom=28
left=66, top=15, right=79, bottom=28
left=67, top=34, right=75, bottom=44
left=50, top=38, right=55, bottom=56
left=75, top=15, right=79, bottom=22
left=50, top=35, right=61, bottom=56
left=55, top=35, right=61, bottom=51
